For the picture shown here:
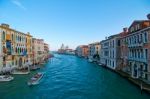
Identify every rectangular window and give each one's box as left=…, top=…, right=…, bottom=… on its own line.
left=145, top=49, right=148, bottom=59
left=118, top=40, right=120, bottom=46
left=137, top=35, right=139, bottom=43
left=140, top=34, right=143, bottom=43
left=141, top=49, right=143, bottom=58
left=113, top=51, right=114, bottom=58
left=135, top=50, right=137, bottom=58
left=138, top=50, right=140, bottom=58
left=144, top=32, right=148, bottom=43
left=113, top=61, right=114, bottom=67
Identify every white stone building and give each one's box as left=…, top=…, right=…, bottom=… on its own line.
left=100, top=34, right=121, bottom=69
left=126, top=20, right=150, bottom=82
left=75, top=46, right=82, bottom=57
left=88, top=42, right=101, bottom=61
left=32, top=38, right=45, bottom=64
left=0, top=29, right=3, bottom=71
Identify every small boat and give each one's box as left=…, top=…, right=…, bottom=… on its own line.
left=40, top=62, right=46, bottom=65
left=98, top=63, right=103, bottom=66
left=12, top=70, right=30, bottom=75
left=28, top=72, right=44, bottom=86
left=30, top=65, right=40, bottom=71
left=0, top=75, right=14, bottom=82
left=88, top=58, right=93, bottom=63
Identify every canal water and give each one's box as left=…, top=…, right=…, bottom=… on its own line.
left=0, top=54, right=150, bottom=99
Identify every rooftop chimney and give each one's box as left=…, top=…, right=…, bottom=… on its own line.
left=123, top=27, right=128, bottom=32
left=147, top=14, right=150, bottom=20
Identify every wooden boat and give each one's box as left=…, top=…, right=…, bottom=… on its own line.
left=28, top=73, right=43, bottom=86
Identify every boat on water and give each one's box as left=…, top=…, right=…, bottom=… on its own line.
left=12, top=70, right=30, bottom=75
left=30, top=65, right=40, bottom=71
left=0, top=75, right=14, bottom=82
left=40, top=63, right=46, bottom=65
left=88, top=58, right=93, bottom=63
left=27, top=72, right=44, bottom=86
left=98, top=63, right=103, bottom=66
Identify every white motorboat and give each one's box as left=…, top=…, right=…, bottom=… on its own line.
left=0, top=75, right=14, bottom=82
left=30, top=65, right=40, bottom=71
left=98, top=63, right=103, bottom=66
left=88, top=58, right=93, bottom=63
left=28, top=72, right=44, bottom=86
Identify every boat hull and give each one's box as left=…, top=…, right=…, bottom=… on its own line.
left=28, top=73, right=44, bottom=86
left=12, top=71, right=30, bottom=75
left=0, top=76, right=14, bottom=82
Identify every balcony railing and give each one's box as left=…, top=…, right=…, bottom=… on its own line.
left=128, top=57, right=147, bottom=63
left=128, top=43, right=143, bottom=48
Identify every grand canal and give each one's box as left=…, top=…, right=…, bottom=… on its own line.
left=0, top=54, right=150, bottom=99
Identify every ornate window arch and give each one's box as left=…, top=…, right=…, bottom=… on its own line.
left=2, top=31, right=5, bottom=40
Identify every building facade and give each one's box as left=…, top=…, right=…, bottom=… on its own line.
left=0, top=24, right=33, bottom=73
left=26, top=33, right=33, bottom=66
left=76, top=45, right=89, bottom=58
left=100, top=34, right=121, bottom=69
left=32, top=38, right=45, bottom=64
left=88, top=42, right=101, bottom=61
left=118, top=28, right=128, bottom=70
left=126, top=20, right=150, bottom=82
left=0, top=29, right=3, bottom=71
left=44, top=43, right=50, bottom=60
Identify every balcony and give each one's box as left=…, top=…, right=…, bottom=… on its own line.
left=128, top=57, right=147, bottom=63
left=128, top=43, right=143, bottom=48
left=102, top=46, right=109, bottom=49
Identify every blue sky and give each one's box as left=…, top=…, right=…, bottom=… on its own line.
left=0, top=0, right=150, bottom=50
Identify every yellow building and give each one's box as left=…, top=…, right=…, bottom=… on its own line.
left=26, top=32, right=33, bottom=66
left=0, top=23, right=33, bottom=73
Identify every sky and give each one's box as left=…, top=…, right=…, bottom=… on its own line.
left=0, top=0, right=150, bottom=50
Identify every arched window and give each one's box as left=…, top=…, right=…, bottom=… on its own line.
left=12, top=47, right=14, bottom=53
left=12, top=34, right=14, bottom=41
left=17, top=48, right=19, bottom=53
left=19, top=48, right=21, bottom=53
left=16, top=60, right=17, bottom=65
left=26, top=38, right=27, bottom=43
left=15, top=47, right=17, bottom=53
left=2, top=31, right=5, bottom=40
left=3, top=46, right=6, bottom=53
left=16, top=35, right=17, bottom=41
left=17, top=35, right=19, bottom=41
left=22, top=48, right=23, bottom=53
left=20, top=36, right=21, bottom=42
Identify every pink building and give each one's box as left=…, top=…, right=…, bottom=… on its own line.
left=76, top=45, right=89, bottom=58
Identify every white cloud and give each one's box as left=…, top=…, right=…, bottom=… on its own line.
left=11, top=0, right=26, bottom=11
